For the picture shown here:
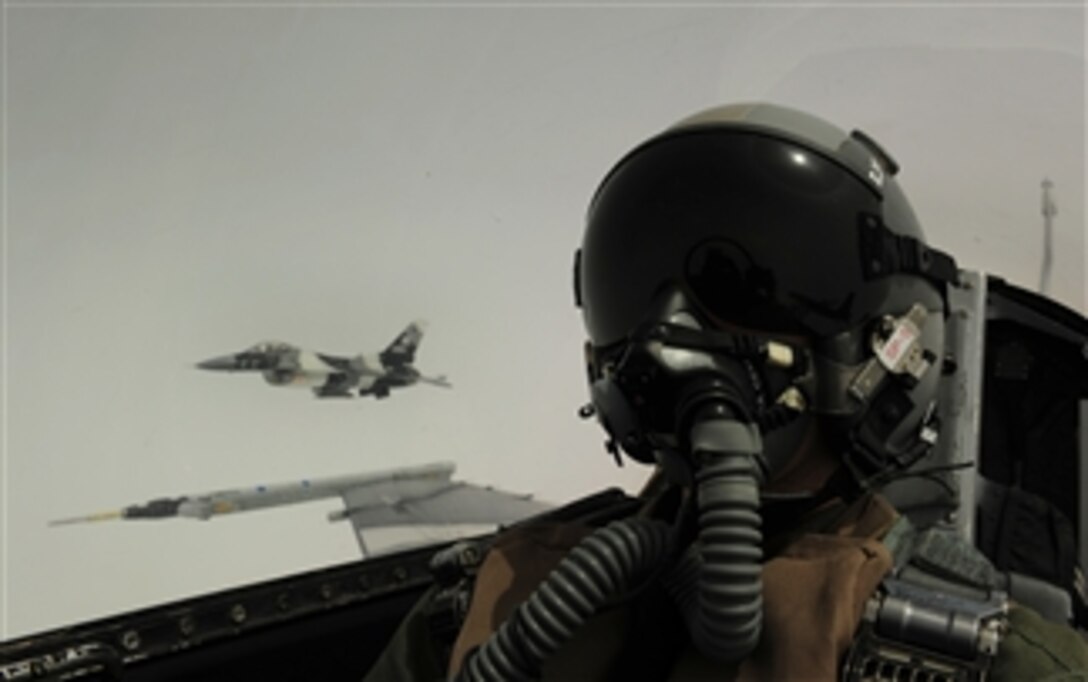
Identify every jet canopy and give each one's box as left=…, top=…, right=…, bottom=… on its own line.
left=246, top=341, right=293, bottom=354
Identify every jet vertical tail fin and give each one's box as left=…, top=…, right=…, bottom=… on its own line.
left=380, top=320, right=427, bottom=368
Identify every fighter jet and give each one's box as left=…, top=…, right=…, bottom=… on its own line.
left=50, top=462, right=550, bottom=558
left=196, top=321, right=450, bottom=398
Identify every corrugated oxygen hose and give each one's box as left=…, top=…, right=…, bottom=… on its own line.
left=670, top=418, right=765, bottom=662
left=456, top=517, right=673, bottom=681
left=458, top=416, right=765, bottom=679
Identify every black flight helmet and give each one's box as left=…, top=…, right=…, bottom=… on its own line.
left=576, top=103, right=959, bottom=484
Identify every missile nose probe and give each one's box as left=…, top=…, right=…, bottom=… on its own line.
left=50, top=498, right=189, bottom=526
left=48, top=510, right=125, bottom=527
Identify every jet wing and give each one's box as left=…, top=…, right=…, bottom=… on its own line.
left=315, top=353, right=353, bottom=371
left=50, top=461, right=549, bottom=559
left=337, top=480, right=551, bottom=555
left=339, top=482, right=549, bottom=527
left=313, top=372, right=358, bottom=398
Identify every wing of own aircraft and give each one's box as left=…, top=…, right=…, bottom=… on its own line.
left=51, top=462, right=551, bottom=558
left=332, top=474, right=550, bottom=555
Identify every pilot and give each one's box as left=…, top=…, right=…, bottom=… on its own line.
left=365, top=104, right=1088, bottom=681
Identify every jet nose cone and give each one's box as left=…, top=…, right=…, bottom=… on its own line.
left=196, top=354, right=240, bottom=371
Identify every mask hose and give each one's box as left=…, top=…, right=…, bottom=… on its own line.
left=459, top=322, right=770, bottom=677
left=457, top=517, right=673, bottom=682
left=666, top=402, right=766, bottom=662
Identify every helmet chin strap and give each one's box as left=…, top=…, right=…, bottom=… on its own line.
left=758, top=414, right=864, bottom=528
left=758, top=464, right=866, bottom=551
left=760, top=413, right=827, bottom=490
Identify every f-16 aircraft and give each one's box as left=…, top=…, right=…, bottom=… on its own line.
left=196, top=321, right=451, bottom=398
left=50, top=462, right=550, bottom=558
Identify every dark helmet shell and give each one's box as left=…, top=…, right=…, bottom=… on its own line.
left=579, top=103, right=943, bottom=348
left=577, top=104, right=956, bottom=477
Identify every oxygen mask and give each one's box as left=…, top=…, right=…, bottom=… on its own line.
left=584, top=286, right=811, bottom=482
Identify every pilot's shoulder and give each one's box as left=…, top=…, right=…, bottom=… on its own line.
left=471, top=487, right=646, bottom=564
left=992, top=603, right=1088, bottom=681
left=505, top=486, right=645, bottom=532
left=878, top=509, right=1088, bottom=680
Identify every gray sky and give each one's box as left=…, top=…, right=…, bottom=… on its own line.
left=2, top=3, right=1084, bottom=639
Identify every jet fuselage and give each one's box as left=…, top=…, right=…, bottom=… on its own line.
left=197, top=322, right=449, bottom=398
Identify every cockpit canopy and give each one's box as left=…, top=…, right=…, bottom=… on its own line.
left=246, top=341, right=293, bottom=355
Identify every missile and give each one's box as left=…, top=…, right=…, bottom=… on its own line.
left=50, top=463, right=459, bottom=527
left=49, top=462, right=551, bottom=559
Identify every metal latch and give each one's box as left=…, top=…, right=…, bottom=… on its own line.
left=842, top=577, right=1008, bottom=681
